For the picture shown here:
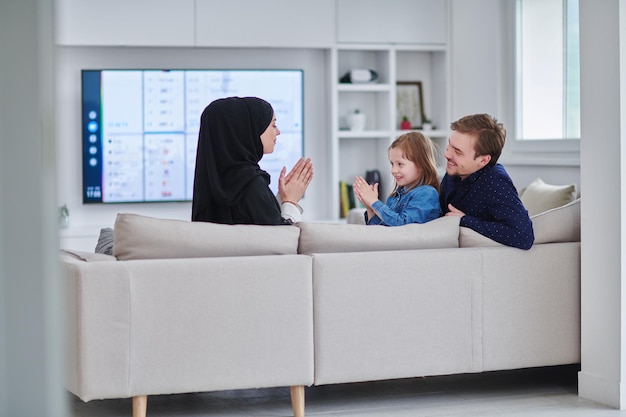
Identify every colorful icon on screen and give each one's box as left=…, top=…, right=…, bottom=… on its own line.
left=87, top=121, right=98, bottom=133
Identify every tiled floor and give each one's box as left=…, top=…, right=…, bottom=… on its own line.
left=70, top=365, right=626, bottom=416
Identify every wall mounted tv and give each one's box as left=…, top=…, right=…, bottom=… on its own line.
left=81, top=69, right=304, bottom=204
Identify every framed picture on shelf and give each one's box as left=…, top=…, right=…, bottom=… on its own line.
left=396, top=81, right=425, bottom=129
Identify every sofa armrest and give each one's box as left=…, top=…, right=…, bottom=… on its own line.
left=64, top=259, right=131, bottom=401
left=63, top=253, right=314, bottom=401
left=61, top=249, right=117, bottom=262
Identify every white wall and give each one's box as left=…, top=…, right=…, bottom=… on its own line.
left=56, top=46, right=330, bottom=235
left=450, top=0, right=502, bottom=120
left=578, top=0, right=626, bottom=408
left=449, top=0, right=580, bottom=191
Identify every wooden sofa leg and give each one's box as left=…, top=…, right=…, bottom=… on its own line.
left=290, top=385, right=305, bottom=417
left=132, top=395, right=147, bottom=417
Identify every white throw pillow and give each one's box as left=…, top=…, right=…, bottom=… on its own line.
left=520, top=178, right=577, bottom=216
left=113, top=213, right=300, bottom=260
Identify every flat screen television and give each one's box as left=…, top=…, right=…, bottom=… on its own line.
left=81, top=69, right=304, bottom=203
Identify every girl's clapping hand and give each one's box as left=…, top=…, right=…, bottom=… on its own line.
left=353, top=175, right=379, bottom=208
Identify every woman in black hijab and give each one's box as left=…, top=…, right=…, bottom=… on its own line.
left=192, top=96, right=313, bottom=225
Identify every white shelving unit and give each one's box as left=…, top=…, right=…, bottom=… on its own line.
left=329, top=43, right=450, bottom=220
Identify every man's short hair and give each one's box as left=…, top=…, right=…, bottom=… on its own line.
left=450, top=114, right=506, bottom=165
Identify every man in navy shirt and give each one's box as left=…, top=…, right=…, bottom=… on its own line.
left=439, top=114, right=534, bottom=250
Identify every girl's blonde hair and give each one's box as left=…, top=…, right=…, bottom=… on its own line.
left=388, top=131, right=440, bottom=196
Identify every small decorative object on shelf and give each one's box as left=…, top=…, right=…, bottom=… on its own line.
left=421, top=116, right=433, bottom=131
left=396, top=81, right=424, bottom=130
left=58, top=204, right=70, bottom=229
left=347, top=109, right=366, bottom=131
left=400, top=116, right=412, bottom=130
left=339, top=69, right=378, bottom=84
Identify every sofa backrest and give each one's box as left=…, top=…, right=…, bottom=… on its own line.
left=109, top=196, right=580, bottom=259
left=459, top=198, right=581, bottom=248
left=296, top=216, right=460, bottom=254
left=113, top=213, right=301, bottom=260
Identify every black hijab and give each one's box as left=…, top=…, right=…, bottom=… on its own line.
left=192, top=96, right=274, bottom=222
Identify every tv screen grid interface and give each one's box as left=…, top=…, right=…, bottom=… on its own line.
left=82, top=69, right=304, bottom=203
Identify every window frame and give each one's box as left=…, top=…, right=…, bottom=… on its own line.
left=502, top=0, right=580, bottom=167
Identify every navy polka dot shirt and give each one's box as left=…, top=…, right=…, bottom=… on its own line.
left=440, top=164, right=534, bottom=250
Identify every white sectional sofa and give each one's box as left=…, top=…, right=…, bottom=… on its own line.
left=61, top=195, right=581, bottom=417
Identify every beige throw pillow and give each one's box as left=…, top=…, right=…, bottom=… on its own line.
left=113, top=213, right=300, bottom=260
left=296, top=216, right=460, bottom=254
left=520, top=178, right=577, bottom=216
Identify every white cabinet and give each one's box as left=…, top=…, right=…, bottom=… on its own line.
left=55, top=0, right=443, bottom=48
left=195, top=0, right=335, bottom=48
left=330, top=43, right=450, bottom=220
left=336, top=0, right=447, bottom=44
left=55, top=0, right=195, bottom=46
left=55, top=0, right=334, bottom=48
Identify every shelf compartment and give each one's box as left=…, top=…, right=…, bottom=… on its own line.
left=396, top=49, right=448, bottom=132
left=337, top=49, right=391, bottom=85
left=338, top=91, right=391, bottom=131
left=339, top=138, right=392, bottom=194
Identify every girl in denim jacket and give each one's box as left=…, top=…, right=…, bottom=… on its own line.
left=353, top=132, right=441, bottom=226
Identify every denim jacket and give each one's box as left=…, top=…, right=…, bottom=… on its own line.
left=366, top=184, right=441, bottom=226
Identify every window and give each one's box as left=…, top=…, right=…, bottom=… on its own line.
left=515, top=0, right=580, bottom=141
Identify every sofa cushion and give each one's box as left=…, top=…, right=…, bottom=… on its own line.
left=531, top=197, right=581, bottom=244
left=459, top=198, right=581, bottom=247
left=520, top=178, right=577, bottom=216
left=113, top=213, right=300, bottom=260
left=297, top=216, right=460, bottom=254
left=346, top=208, right=366, bottom=225
left=459, top=227, right=506, bottom=248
